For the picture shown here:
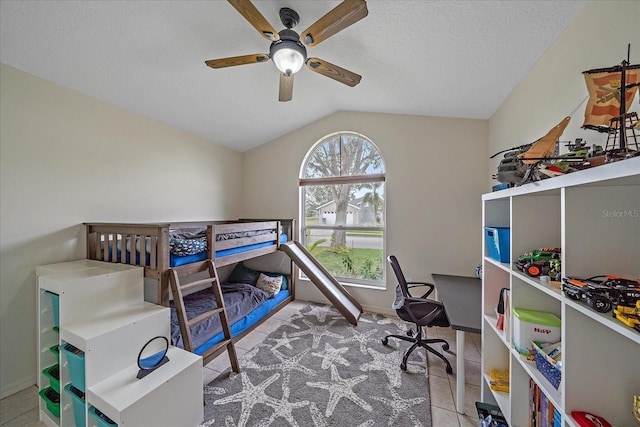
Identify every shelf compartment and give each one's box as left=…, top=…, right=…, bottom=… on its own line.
left=482, top=373, right=510, bottom=412
left=563, top=183, right=640, bottom=279
left=484, top=314, right=510, bottom=348
left=564, top=305, right=639, bottom=427
left=87, top=347, right=202, bottom=426
left=512, top=269, right=563, bottom=301
left=564, top=296, right=640, bottom=344
left=515, top=353, right=561, bottom=408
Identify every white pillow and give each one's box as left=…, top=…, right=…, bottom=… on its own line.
left=255, top=273, right=283, bottom=296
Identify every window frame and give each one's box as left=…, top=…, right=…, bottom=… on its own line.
left=299, top=132, right=386, bottom=288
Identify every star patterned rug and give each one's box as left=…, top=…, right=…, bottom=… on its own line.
left=201, top=303, right=433, bottom=427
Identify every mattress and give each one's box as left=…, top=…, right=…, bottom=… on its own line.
left=113, top=233, right=288, bottom=267
left=170, top=282, right=290, bottom=354
left=170, top=233, right=288, bottom=267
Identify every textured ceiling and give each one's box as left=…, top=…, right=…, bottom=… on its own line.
left=0, top=1, right=586, bottom=152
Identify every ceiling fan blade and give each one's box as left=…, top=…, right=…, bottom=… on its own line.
left=306, top=57, right=361, bottom=87
left=227, top=0, right=280, bottom=41
left=301, top=0, right=368, bottom=48
left=205, top=54, right=269, bottom=69
left=279, top=73, right=294, bottom=102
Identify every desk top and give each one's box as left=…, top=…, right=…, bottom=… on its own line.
left=432, top=274, right=482, bottom=334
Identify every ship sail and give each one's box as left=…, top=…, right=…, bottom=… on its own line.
left=582, top=63, right=640, bottom=131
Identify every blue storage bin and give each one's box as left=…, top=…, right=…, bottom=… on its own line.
left=45, top=291, right=60, bottom=327
left=61, top=343, right=85, bottom=392
left=64, top=384, right=86, bottom=427
left=484, top=227, right=510, bottom=263
left=89, top=406, right=118, bottom=426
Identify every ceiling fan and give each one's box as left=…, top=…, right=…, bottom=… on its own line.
left=205, top=0, right=368, bottom=102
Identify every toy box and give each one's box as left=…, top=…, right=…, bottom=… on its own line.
left=42, top=364, right=60, bottom=393
left=65, top=383, right=86, bottom=427
left=38, top=387, right=60, bottom=418
left=512, top=308, right=561, bottom=356
left=45, top=291, right=59, bottom=327
left=484, top=227, right=510, bottom=263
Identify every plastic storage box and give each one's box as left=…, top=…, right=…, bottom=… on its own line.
left=484, top=227, right=510, bottom=263
left=61, top=343, right=85, bottom=392
left=49, top=344, right=59, bottom=363
left=39, top=387, right=60, bottom=418
left=475, top=401, right=508, bottom=426
left=42, top=365, right=60, bottom=393
left=89, top=406, right=118, bottom=426
left=45, top=291, right=60, bottom=327
left=512, top=308, right=561, bottom=356
left=65, top=383, right=86, bottom=427
left=532, top=341, right=561, bottom=389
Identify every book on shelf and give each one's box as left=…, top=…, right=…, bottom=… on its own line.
left=529, top=379, right=560, bottom=427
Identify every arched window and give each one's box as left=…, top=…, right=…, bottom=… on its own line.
left=300, top=132, right=386, bottom=287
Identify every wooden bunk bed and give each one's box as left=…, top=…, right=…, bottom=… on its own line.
left=85, top=219, right=296, bottom=365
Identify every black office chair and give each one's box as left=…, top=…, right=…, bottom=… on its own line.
left=382, top=255, right=453, bottom=374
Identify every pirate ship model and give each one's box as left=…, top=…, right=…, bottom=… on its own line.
left=494, top=46, right=639, bottom=187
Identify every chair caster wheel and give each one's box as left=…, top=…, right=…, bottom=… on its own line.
left=400, top=362, right=407, bottom=371
left=445, top=365, right=453, bottom=374
left=406, top=329, right=414, bottom=337
left=442, top=343, right=449, bottom=352
left=382, top=338, right=388, bottom=346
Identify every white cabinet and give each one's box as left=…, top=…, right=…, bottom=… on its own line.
left=481, top=158, right=640, bottom=427
left=37, top=260, right=203, bottom=427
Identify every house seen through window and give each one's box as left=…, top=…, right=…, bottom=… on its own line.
left=300, top=132, right=386, bottom=287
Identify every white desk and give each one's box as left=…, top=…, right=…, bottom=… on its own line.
left=432, top=274, right=482, bottom=415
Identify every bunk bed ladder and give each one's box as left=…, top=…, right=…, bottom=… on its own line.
left=168, top=260, right=239, bottom=372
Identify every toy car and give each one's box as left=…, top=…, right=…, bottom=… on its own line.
left=562, top=275, right=640, bottom=314
left=613, top=300, right=640, bottom=330
left=515, top=248, right=561, bottom=278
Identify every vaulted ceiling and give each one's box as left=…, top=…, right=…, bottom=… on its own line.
left=0, top=1, right=586, bottom=152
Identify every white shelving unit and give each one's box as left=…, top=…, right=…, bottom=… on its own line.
left=37, top=260, right=203, bottom=427
left=481, top=158, right=640, bottom=427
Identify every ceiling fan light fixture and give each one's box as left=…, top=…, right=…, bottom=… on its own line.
left=270, top=30, right=307, bottom=75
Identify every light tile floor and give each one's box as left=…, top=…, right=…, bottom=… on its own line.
left=1, top=300, right=482, bottom=427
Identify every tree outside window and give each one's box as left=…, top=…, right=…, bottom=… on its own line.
left=300, top=132, right=385, bottom=286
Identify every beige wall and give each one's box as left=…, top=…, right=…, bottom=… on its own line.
left=242, top=111, right=489, bottom=313
left=489, top=0, right=640, bottom=185
left=0, top=64, right=243, bottom=397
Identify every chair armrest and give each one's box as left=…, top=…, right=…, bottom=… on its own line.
left=406, top=281, right=435, bottom=299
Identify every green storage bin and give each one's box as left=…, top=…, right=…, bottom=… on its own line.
left=39, top=387, right=60, bottom=418
left=49, top=344, right=59, bottom=363
left=42, top=364, right=60, bottom=393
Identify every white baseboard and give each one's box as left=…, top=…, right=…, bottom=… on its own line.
left=0, top=374, right=36, bottom=400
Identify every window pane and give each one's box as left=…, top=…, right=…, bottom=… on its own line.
left=303, top=134, right=384, bottom=178
left=304, top=228, right=384, bottom=283
left=303, top=183, right=385, bottom=227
